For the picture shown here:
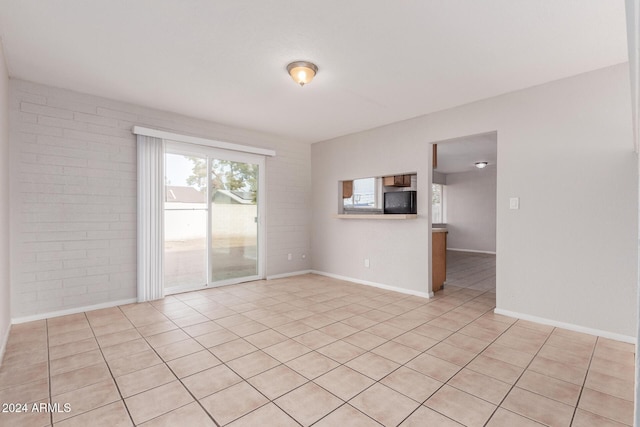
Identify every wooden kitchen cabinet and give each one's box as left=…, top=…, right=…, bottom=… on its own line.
left=383, top=175, right=411, bottom=187
left=342, top=180, right=353, bottom=198
left=432, top=230, right=447, bottom=292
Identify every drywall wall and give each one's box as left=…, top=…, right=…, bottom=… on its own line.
left=9, top=79, right=311, bottom=319
left=0, top=43, right=10, bottom=361
left=312, top=63, right=637, bottom=338
left=445, top=167, right=497, bottom=253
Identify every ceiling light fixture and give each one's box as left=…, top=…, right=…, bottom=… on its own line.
left=475, top=162, right=488, bottom=169
left=287, top=61, right=318, bottom=87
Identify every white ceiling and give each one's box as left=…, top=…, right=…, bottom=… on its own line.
left=435, top=132, right=497, bottom=174
left=0, top=1, right=628, bottom=143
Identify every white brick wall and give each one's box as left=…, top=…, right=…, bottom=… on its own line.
left=9, top=79, right=311, bottom=318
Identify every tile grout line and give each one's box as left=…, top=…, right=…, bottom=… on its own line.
left=46, top=319, right=52, bottom=427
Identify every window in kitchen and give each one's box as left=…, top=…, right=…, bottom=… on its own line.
left=343, top=177, right=381, bottom=212
left=432, top=183, right=445, bottom=223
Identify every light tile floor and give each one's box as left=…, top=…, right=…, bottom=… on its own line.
left=0, top=252, right=634, bottom=426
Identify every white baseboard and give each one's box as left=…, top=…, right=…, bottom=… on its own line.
left=494, top=308, right=636, bottom=344
left=311, top=270, right=433, bottom=299
left=266, top=270, right=312, bottom=280
left=12, top=298, right=138, bottom=324
left=447, top=248, right=496, bottom=255
left=0, top=322, right=10, bottom=367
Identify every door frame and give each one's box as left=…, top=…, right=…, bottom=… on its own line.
left=164, top=140, right=266, bottom=294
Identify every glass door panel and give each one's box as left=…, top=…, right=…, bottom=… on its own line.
left=164, top=152, right=208, bottom=291
left=210, top=159, right=258, bottom=282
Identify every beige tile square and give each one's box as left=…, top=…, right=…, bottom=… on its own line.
left=317, top=322, right=359, bottom=339
left=49, top=337, right=99, bottom=360
left=466, top=355, right=523, bottom=384
left=116, top=363, right=177, bottom=397
left=448, top=368, right=510, bottom=405
left=182, top=321, right=222, bottom=337
left=517, top=370, right=581, bottom=406
left=55, top=400, right=132, bottom=427
left=0, top=360, right=48, bottom=390
left=226, top=350, right=280, bottom=378
left=300, top=314, right=335, bottom=329
left=195, top=329, right=239, bottom=348
left=227, top=403, right=299, bottom=427
left=286, top=351, right=340, bottom=379
left=101, top=338, right=151, bottom=362
left=155, top=338, right=205, bottom=361
left=182, top=364, right=243, bottom=399
left=50, top=349, right=105, bottom=376
left=537, top=343, right=591, bottom=369
left=145, top=329, right=190, bottom=348
left=528, top=355, right=587, bottom=385
left=108, top=348, right=163, bottom=377
left=48, top=328, right=95, bottom=347
left=273, top=321, right=315, bottom=338
left=486, top=408, right=546, bottom=427
left=136, top=320, right=179, bottom=337
left=262, top=339, right=311, bottom=363
left=366, top=323, right=404, bottom=340
left=342, top=331, right=387, bottom=351
left=585, top=370, right=633, bottom=401
left=0, top=378, right=49, bottom=404
left=124, top=380, right=194, bottom=425
left=502, top=387, right=574, bottom=427
left=52, top=379, right=121, bottom=422
left=411, top=323, right=453, bottom=341
left=244, top=329, right=289, bottom=349
left=226, top=320, right=270, bottom=337
left=380, top=366, right=442, bottom=402
left=392, top=331, right=439, bottom=352
left=572, top=409, right=629, bottom=427
left=275, top=382, right=342, bottom=426
left=166, top=350, right=221, bottom=378
left=351, top=383, right=420, bottom=426
left=314, top=365, right=374, bottom=400
left=293, top=330, right=337, bottom=350
left=51, top=362, right=112, bottom=395
left=95, top=328, right=142, bottom=348
left=371, top=341, right=420, bottom=364
left=311, top=404, right=380, bottom=427
left=345, top=352, right=400, bottom=381
left=208, top=338, right=258, bottom=362
left=317, top=340, right=366, bottom=363
left=425, top=385, right=496, bottom=427
left=139, top=402, right=215, bottom=427
left=200, top=381, right=268, bottom=426
left=589, top=355, right=634, bottom=381
left=578, top=387, right=634, bottom=425
left=248, top=365, right=308, bottom=399
left=341, top=315, right=378, bottom=330
left=399, top=406, right=464, bottom=427
left=406, top=353, right=461, bottom=383
left=482, top=343, right=534, bottom=368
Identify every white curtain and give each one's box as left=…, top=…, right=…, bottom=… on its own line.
left=136, top=134, right=165, bottom=302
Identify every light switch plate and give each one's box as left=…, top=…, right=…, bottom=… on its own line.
left=509, top=197, right=520, bottom=210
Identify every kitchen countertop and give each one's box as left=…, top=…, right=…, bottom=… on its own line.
left=432, top=228, right=448, bottom=233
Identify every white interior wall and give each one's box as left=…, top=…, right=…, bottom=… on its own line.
left=0, top=43, right=10, bottom=361
left=311, top=63, right=637, bottom=338
left=445, top=167, right=497, bottom=253
left=9, top=79, right=311, bottom=320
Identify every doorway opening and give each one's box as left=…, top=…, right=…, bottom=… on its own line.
left=431, top=131, right=497, bottom=294
left=163, top=142, right=265, bottom=294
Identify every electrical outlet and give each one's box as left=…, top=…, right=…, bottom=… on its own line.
left=364, top=258, right=370, bottom=268
left=287, top=253, right=292, bottom=261
left=509, top=197, right=520, bottom=210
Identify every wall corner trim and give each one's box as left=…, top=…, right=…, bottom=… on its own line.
left=11, top=298, right=138, bottom=325
left=494, top=308, right=636, bottom=344
left=311, top=270, right=433, bottom=299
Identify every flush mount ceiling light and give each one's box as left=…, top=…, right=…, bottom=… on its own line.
left=475, top=161, right=489, bottom=169
left=287, top=61, right=318, bottom=87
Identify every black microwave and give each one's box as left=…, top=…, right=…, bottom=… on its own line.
left=384, top=191, right=417, bottom=214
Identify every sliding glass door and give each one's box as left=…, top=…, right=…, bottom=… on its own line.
left=164, top=142, right=264, bottom=293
